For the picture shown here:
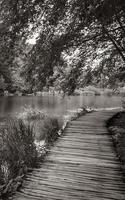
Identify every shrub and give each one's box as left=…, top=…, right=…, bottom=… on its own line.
left=107, top=112, right=125, bottom=178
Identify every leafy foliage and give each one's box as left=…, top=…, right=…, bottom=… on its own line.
left=1, top=0, right=125, bottom=93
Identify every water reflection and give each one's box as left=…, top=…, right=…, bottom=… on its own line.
left=0, top=95, right=123, bottom=118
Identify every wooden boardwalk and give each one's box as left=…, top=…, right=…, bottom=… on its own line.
left=13, top=110, right=125, bottom=200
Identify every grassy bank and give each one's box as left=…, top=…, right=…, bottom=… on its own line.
left=107, top=111, right=125, bottom=178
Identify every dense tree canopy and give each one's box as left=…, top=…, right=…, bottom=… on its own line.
left=0, top=0, right=125, bottom=93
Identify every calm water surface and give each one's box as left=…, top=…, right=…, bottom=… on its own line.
left=0, top=95, right=123, bottom=119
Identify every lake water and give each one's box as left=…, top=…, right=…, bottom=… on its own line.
left=0, top=95, right=124, bottom=119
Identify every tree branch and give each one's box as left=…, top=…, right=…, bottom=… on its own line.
left=103, top=27, right=125, bottom=62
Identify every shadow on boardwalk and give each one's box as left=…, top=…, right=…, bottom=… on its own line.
left=13, top=110, right=125, bottom=200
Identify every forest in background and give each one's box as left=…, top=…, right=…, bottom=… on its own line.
left=0, top=0, right=125, bottom=95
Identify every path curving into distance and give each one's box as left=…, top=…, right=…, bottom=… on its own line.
left=13, top=110, right=125, bottom=200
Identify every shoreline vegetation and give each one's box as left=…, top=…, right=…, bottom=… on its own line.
left=0, top=106, right=91, bottom=199
left=107, top=111, right=125, bottom=180
left=1, top=86, right=125, bottom=97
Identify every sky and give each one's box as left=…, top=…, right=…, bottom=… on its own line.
left=26, top=33, right=39, bottom=44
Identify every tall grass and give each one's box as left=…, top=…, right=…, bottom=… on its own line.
left=0, top=119, right=38, bottom=197
left=18, top=106, right=46, bottom=120
left=18, top=106, right=60, bottom=143
left=42, top=117, right=59, bottom=144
